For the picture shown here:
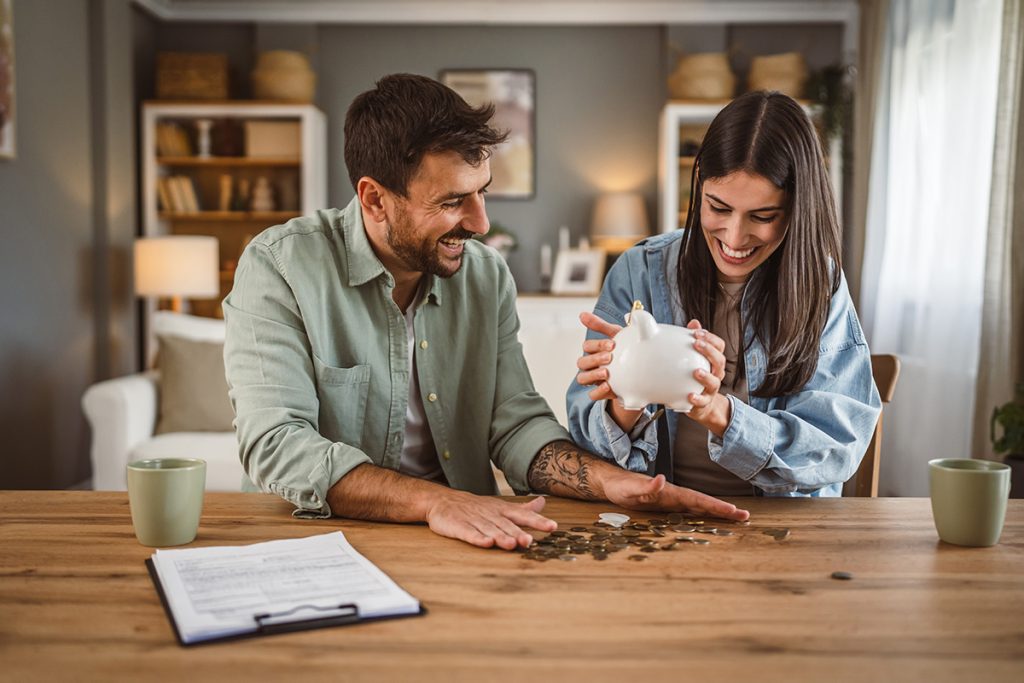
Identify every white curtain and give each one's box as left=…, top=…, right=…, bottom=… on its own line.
left=860, top=0, right=1005, bottom=496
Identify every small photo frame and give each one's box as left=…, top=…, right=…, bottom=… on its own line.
left=551, top=249, right=606, bottom=295
left=0, top=0, right=15, bottom=160
left=439, top=69, right=535, bottom=199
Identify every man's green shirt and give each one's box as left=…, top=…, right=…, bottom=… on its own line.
left=223, top=197, right=569, bottom=517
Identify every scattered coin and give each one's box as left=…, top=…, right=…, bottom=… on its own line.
left=640, top=546, right=657, bottom=553
left=570, top=526, right=588, bottom=533
left=667, top=513, right=684, bottom=524
left=692, top=539, right=711, bottom=545
left=558, top=554, right=577, bottom=562
left=831, top=571, right=853, bottom=581
left=652, top=528, right=666, bottom=537
left=763, top=528, right=791, bottom=541
left=714, top=529, right=734, bottom=537
left=627, top=554, right=648, bottom=562
left=598, top=513, right=630, bottom=527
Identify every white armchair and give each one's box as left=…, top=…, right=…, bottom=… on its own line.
left=81, top=312, right=243, bottom=491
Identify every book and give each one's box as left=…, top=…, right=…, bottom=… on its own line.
left=147, top=531, right=423, bottom=645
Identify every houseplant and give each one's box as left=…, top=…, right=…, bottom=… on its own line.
left=991, top=383, right=1024, bottom=497
left=475, top=221, right=517, bottom=260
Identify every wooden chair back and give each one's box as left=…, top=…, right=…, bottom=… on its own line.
left=843, top=354, right=900, bottom=497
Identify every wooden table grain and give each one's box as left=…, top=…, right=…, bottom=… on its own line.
left=1, top=491, right=1022, bottom=682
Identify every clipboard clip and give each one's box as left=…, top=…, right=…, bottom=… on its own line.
left=254, top=603, right=360, bottom=635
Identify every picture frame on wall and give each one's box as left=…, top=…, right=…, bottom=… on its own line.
left=440, top=69, right=534, bottom=199
left=550, top=248, right=606, bottom=296
left=0, top=0, right=14, bottom=160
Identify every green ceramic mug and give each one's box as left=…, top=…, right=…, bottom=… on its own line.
left=127, top=458, right=206, bottom=547
left=928, top=458, right=1010, bottom=547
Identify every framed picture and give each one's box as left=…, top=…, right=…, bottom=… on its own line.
left=0, top=0, right=14, bottom=160
left=440, top=69, right=534, bottom=199
left=551, top=249, right=606, bottom=296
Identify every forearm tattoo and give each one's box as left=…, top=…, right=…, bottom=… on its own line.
left=527, top=440, right=600, bottom=500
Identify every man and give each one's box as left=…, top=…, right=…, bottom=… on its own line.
left=224, top=73, right=748, bottom=551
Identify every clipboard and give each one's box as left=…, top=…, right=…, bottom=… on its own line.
left=146, top=548, right=427, bottom=646
left=147, top=559, right=427, bottom=646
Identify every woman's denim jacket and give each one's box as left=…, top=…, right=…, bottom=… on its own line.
left=566, top=231, right=881, bottom=497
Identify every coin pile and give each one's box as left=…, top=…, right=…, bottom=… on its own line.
left=520, top=512, right=739, bottom=563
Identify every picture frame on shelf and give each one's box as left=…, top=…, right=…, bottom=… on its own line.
left=551, top=249, right=606, bottom=296
left=439, top=69, right=534, bottom=199
left=0, top=0, right=15, bottom=160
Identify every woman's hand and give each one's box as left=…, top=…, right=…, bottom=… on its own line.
left=684, top=319, right=732, bottom=436
left=576, top=312, right=643, bottom=431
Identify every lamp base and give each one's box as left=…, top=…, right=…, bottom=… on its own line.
left=592, top=235, right=646, bottom=255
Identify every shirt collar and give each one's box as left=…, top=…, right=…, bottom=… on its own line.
left=340, top=196, right=443, bottom=305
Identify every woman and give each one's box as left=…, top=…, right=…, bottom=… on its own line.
left=568, top=91, right=881, bottom=497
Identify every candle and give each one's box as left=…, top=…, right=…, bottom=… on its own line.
left=540, top=244, right=552, bottom=278
left=558, top=225, right=570, bottom=253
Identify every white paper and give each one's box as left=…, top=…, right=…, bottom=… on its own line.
left=151, top=531, right=420, bottom=643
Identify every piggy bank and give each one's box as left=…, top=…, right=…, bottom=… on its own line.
left=606, top=303, right=711, bottom=413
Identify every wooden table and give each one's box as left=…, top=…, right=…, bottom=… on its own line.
left=1, top=492, right=1022, bottom=682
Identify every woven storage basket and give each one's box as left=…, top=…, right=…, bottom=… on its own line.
left=156, top=52, right=228, bottom=100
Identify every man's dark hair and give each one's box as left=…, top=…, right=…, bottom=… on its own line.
left=344, top=73, right=508, bottom=197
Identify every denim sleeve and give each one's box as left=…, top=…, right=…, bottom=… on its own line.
left=223, top=242, right=372, bottom=518
left=565, top=250, right=660, bottom=472
left=708, top=279, right=882, bottom=494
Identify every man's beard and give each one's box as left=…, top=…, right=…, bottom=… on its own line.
left=386, top=204, right=475, bottom=279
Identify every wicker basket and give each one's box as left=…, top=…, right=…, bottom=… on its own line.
left=667, top=53, right=736, bottom=101
left=156, top=52, right=228, bottom=100
left=748, top=52, right=808, bottom=98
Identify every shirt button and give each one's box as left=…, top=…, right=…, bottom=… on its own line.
left=420, top=340, right=429, bottom=349
left=442, top=450, right=451, bottom=460
left=427, top=392, right=438, bottom=402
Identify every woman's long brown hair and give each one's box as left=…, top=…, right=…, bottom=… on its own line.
left=678, top=91, right=841, bottom=397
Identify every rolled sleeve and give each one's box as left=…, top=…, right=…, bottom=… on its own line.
left=707, top=395, right=774, bottom=481
left=224, top=242, right=373, bottom=518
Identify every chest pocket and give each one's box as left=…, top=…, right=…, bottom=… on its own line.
left=312, top=356, right=371, bottom=445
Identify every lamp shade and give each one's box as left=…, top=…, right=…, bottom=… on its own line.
left=590, top=192, right=650, bottom=253
left=134, top=236, right=219, bottom=298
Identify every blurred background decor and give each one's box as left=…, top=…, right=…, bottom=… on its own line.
left=251, top=50, right=316, bottom=102
left=667, top=52, right=735, bottom=100
left=0, top=0, right=14, bottom=159
left=747, top=51, right=808, bottom=98
left=474, top=221, right=518, bottom=260
left=156, top=52, right=228, bottom=100
left=441, top=69, right=535, bottom=198
left=589, top=191, right=650, bottom=255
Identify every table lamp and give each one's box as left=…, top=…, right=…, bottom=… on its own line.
left=590, top=192, right=650, bottom=254
left=134, top=236, right=219, bottom=313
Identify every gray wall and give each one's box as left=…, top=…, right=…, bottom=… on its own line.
left=0, top=0, right=136, bottom=489
left=0, top=0, right=95, bottom=487
left=317, top=24, right=666, bottom=293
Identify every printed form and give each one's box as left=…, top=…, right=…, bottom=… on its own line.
left=150, top=531, right=420, bottom=643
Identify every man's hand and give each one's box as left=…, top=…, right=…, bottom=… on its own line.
left=527, top=440, right=750, bottom=522
left=425, top=492, right=556, bottom=550
left=326, top=464, right=555, bottom=552
left=601, top=469, right=749, bottom=521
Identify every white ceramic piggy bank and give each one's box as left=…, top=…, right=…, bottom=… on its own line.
left=606, top=303, right=711, bottom=413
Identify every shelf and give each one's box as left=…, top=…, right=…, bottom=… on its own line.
left=157, top=156, right=301, bottom=167
left=159, top=211, right=298, bottom=223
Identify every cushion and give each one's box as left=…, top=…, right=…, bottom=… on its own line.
left=131, top=432, right=243, bottom=491
left=155, top=333, right=235, bottom=435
